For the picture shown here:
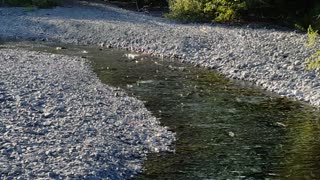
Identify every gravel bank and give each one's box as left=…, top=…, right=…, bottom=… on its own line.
left=0, top=49, right=175, bottom=179
left=1, top=2, right=319, bottom=107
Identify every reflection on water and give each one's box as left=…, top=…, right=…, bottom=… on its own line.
left=6, top=42, right=320, bottom=179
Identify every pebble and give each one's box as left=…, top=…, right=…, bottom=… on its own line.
left=228, top=131, right=235, bottom=137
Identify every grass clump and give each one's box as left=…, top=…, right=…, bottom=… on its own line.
left=307, top=25, right=318, bottom=48
left=306, top=25, right=320, bottom=70
left=23, top=6, right=36, bottom=11
left=307, top=52, right=320, bottom=70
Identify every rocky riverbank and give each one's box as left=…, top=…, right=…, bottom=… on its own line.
left=0, top=48, right=175, bottom=179
left=0, top=0, right=320, bottom=178
left=1, top=1, right=319, bottom=107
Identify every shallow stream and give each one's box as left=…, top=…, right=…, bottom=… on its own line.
left=3, top=42, right=320, bottom=179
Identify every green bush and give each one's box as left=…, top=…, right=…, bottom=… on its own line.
left=167, top=0, right=246, bottom=22
left=166, top=0, right=204, bottom=22
left=167, top=0, right=320, bottom=30
left=204, top=0, right=246, bottom=22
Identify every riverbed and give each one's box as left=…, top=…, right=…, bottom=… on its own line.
left=9, top=42, right=320, bottom=179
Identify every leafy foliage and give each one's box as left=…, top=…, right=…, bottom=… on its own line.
left=166, top=0, right=204, bottom=22
left=167, top=0, right=246, bottom=22
left=167, top=0, right=320, bottom=29
left=204, top=0, right=246, bottom=22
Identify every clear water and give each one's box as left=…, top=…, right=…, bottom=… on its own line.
left=4, top=42, right=320, bottom=179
